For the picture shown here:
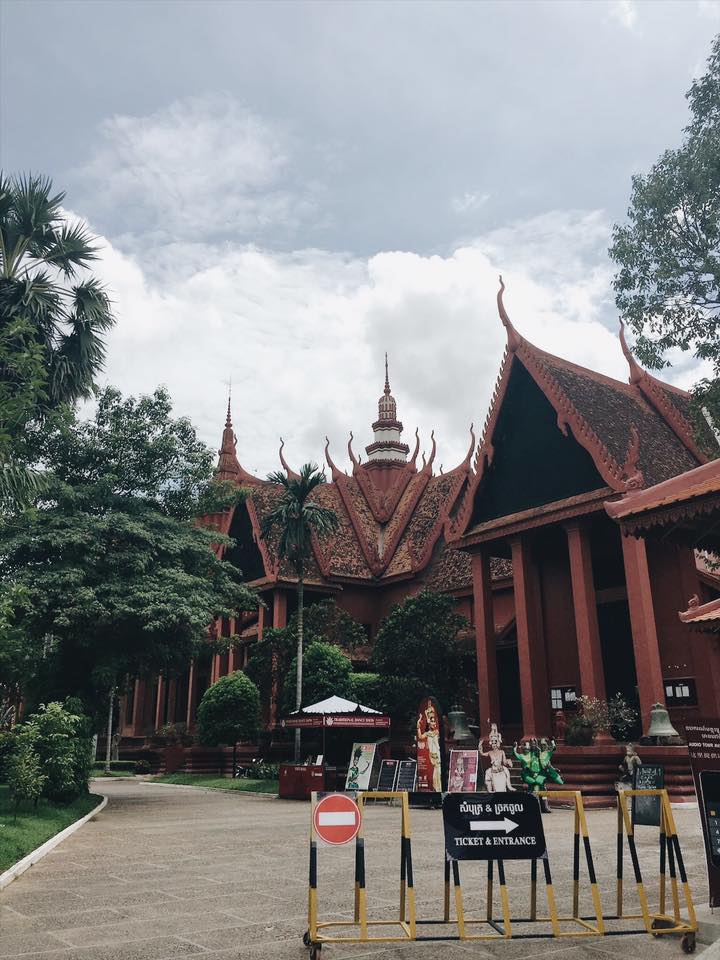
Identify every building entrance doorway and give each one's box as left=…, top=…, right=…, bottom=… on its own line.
left=496, top=626, right=522, bottom=730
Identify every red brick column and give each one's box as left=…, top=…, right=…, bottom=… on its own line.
left=270, top=590, right=288, bottom=726
left=620, top=534, right=666, bottom=733
left=186, top=661, right=198, bottom=729
left=166, top=679, right=177, bottom=725
left=132, top=679, right=146, bottom=735
left=471, top=551, right=500, bottom=731
left=510, top=535, right=551, bottom=740
left=565, top=522, right=606, bottom=701
left=257, top=601, right=266, bottom=641
left=154, top=675, right=165, bottom=732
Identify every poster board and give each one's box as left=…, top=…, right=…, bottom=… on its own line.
left=345, top=742, right=377, bottom=790
left=686, top=720, right=720, bottom=907
left=416, top=697, right=444, bottom=791
left=631, top=764, right=664, bottom=826
left=448, top=750, right=479, bottom=792
left=376, top=759, right=399, bottom=791
left=396, top=759, right=417, bottom=791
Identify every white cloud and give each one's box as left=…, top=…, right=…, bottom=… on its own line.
left=698, top=1, right=720, bottom=20
left=452, top=192, right=491, bottom=214
left=609, top=0, right=638, bottom=30
left=83, top=207, right=689, bottom=481
left=80, top=94, right=315, bottom=243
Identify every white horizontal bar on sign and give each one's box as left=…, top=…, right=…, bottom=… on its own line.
left=318, top=812, right=357, bottom=826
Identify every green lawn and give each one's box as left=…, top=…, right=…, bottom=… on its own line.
left=91, top=770, right=138, bottom=778
left=155, top=773, right=279, bottom=794
left=0, top=785, right=102, bottom=873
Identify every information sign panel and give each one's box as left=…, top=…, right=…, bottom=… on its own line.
left=686, top=720, right=720, bottom=907
left=376, top=759, right=399, bottom=791
left=442, top=792, right=546, bottom=861
left=396, top=760, right=417, bottom=791
left=632, top=764, right=664, bottom=826
left=345, top=742, right=377, bottom=790
left=448, top=749, right=479, bottom=792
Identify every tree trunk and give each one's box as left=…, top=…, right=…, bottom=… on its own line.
left=233, top=741, right=237, bottom=778
left=294, top=573, right=304, bottom=763
left=104, top=686, right=115, bottom=775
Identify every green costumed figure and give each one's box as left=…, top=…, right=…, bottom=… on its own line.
left=539, top=738, right=563, bottom=785
left=513, top=739, right=546, bottom=792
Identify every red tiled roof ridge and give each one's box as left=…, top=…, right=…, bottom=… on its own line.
left=606, top=456, right=720, bottom=521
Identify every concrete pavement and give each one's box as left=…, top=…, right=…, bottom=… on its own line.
left=0, top=780, right=712, bottom=958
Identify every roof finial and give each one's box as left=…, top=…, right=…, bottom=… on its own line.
left=619, top=320, right=644, bottom=385
left=497, top=274, right=522, bottom=352
left=384, top=352, right=391, bottom=395
left=224, top=375, right=233, bottom=427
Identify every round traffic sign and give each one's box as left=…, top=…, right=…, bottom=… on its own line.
left=313, top=793, right=361, bottom=846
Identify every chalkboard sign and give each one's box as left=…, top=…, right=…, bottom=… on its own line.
left=396, top=760, right=417, bottom=791
left=632, top=764, right=664, bottom=826
left=376, top=759, right=399, bottom=791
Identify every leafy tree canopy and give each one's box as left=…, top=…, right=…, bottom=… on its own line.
left=196, top=671, right=260, bottom=746
left=0, top=387, right=256, bottom=714
left=371, top=590, right=468, bottom=712
left=0, top=173, right=115, bottom=506
left=610, top=34, right=720, bottom=434
left=281, top=640, right=352, bottom=715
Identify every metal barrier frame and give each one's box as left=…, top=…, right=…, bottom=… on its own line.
left=307, top=790, right=416, bottom=949
left=612, top=788, right=696, bottom=945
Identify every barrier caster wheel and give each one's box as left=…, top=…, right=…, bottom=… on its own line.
left=310, top=946, right=322, bottom=960
left=681, top=933, right=696, bottom=954
left=302, top=931, right=311, bottom=947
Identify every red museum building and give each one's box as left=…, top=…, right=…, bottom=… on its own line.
left=120, top=284, right=720, bottom=748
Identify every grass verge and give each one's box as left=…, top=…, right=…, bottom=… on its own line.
left=154, top=773, right=279, bottom=794
left=0, top=785, right=102, bottom=873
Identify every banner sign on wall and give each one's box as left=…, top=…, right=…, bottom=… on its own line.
left=345, top=742, right=377, bottom=791
left=685, top=720, right=720, bottom=907
left=416, top=697, right=444, bottom=792
left=448, top=750, right=479, bottom=792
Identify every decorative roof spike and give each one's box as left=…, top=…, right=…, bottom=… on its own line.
left=421, top=450, right=426, bottom=468
left=278, top=437, right=299, bottom=479
left=426, top=430, right=437, bottom=471
left=384, top=351, right=391, bottom=395
left=621, top=424, right=645, bottom=491
left=619, top=320, right=644, bottom=385
left=324, top=436, right=342, bottom=479
left=409, top=427, right=420, bottom=467
left=497, top=275, right=523, bottom=352
left=347, top=431, right=359, bottom=467
left=462, top=422, right=476, bottom=470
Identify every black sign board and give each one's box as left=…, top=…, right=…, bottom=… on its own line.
left=376, top=759, right=399, bottom=791
left=686, top=720, right=720, bottom=908
left=632, top=764, right=664, bottom=827
left=442, top=792, right=546, bottom=861
left=396, top=760, right=417, bottom=791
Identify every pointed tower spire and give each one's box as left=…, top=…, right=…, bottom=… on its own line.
left=217, top=390, right=240, bottom=481
left=365, top=353, right=410, bottom=462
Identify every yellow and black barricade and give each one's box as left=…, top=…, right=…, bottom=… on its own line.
left=611, top=788, right=697, bottom=953
left=303, top=787, right=697, bottom=957
left=305, top=791, right=416, bottom=958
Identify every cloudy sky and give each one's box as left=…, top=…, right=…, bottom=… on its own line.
left=1, top=1, right=718, bottom=475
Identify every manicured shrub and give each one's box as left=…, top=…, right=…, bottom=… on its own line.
left=19, top=702, right=93, bottom=803
left=565, top=716, right=594, bottom=746
left=134, top=759, right=152, bottom=774
left=7, top=742, right=46, bottom=817
left=197, top=671, right=260, bottom=747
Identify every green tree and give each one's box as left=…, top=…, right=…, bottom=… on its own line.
left=371, top=590, right=468, bottom=713
left=246, top=599, right=364, bottom=716
left=16, top=701, right=93, bottom=804
left=281, top=641, right=352, bottom=715
left=260, top=464, right=339, bottom=760
left=196, top=671, right=260, bottom=773
left=0, top=173, right=115, bottom=505
left=610, top=34, right=720, bottom=436
left=0, top=387, right=256, bottom=771
left=6, top=741, right=45, bottom=818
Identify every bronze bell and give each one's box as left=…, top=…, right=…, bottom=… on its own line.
left=646, top=702, right=680, bottom=741
left=447, top=705, right=473, bottom=743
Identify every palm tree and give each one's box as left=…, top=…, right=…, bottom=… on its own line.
left=261, top=463, right=339, bottom=761
left=0, top=173, right=115, bottom=504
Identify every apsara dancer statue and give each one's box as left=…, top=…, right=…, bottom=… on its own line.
left=480, top=723, right=513, bottom=792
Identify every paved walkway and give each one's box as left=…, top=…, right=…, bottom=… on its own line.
left=0, top=780, right=711, bottom=958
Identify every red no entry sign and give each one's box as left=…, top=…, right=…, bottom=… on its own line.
left=313, top=794, right=361, bottom=845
